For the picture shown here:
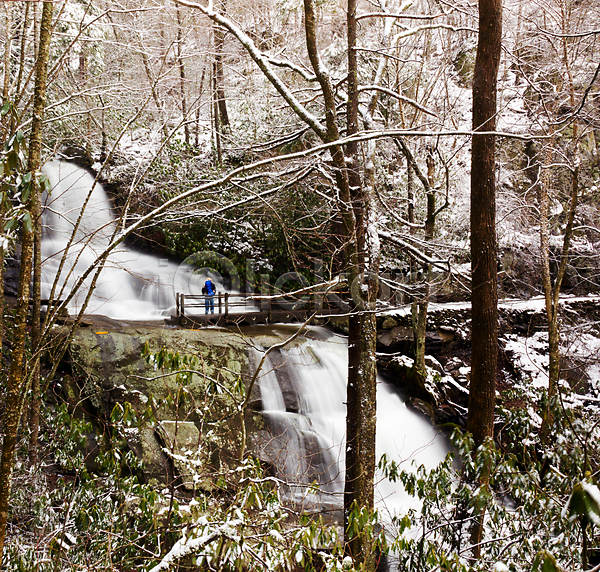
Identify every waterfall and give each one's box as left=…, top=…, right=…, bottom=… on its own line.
left=254, top=328, right=448, bottom=518
left=41, top=160, right=213, bottom=319
left=42, top=161, right=447, bottom=520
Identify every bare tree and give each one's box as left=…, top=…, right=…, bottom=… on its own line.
left=0, top=1, right=53, bottom=560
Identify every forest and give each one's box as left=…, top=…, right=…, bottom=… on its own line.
left=0, top=0, right=600, bottom=570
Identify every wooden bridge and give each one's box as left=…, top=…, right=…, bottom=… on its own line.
left=169, top=292, right=349, bottom=328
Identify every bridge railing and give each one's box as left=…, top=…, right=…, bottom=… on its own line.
left=175, top=291, right=348, bottom=318
left=175, top=292, right=246, bottom=316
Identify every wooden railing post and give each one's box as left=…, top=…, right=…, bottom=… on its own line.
left=225, top=292, right=229, bottom=316
left=176, top=293, right=180, bottom=316
left=181, top=294, right=185, bottom=317
left=218, top=293, right=222, bottom=314
left=268, top=298, right=272, bottom=322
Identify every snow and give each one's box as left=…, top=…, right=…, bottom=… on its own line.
left=503, top=332, right=549, bottom=389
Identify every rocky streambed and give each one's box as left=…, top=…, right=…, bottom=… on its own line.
left=375, top=296, right=600, bottom=427
left=53, top=295, right=600, bottom=489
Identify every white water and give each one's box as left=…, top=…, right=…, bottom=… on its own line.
left=42, top=161, right=447, bottom=519
left=41, top=160, right=220, bottom=319
left=255, top=329, right=448, bottom=518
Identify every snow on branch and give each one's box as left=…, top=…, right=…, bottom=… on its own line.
left=173, top=0, right=327, bottom=139
left=149, top=529, right=226, bottom=572
left=266, top=56, right=317, bottom=82
left=379, top=230, right=451, bottom=272
left=358, top=85, right=438, bottom=117
left=357, top=11, right=451, bottom=21
left=248, top=276, right=347, bottom=302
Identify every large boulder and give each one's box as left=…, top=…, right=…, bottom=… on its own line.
left=65, top=322, right=256, bottom=485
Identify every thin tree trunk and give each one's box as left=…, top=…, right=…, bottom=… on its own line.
left=176, top=6, right=190, bottom=145
left=540, top=155, right=580, bottom=438
left=12, top=1, right=29, bottom=134
left=538, top=142, right=557, bottom=440
left=28, top=191, right=42, bottom=466
left=195, top=66, right=206, bottom=147
left=539, top=28, right=580, bottom=439
left=0, top=4, right=11, bottom=350
left=407, top=160, right=415, bottom=230
left=0, top=1, right=53, bottom=560
left=213, top=0, right=229, bottom=130
left=212, top=67, right=222, bottom=165
left=413, top=148, right=436, bottom=382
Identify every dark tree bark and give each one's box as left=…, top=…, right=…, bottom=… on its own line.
left=467, top=0, right=502, bottom=450
left=466, top=0, right=502, bottom=558
left=0, top=1, right=53, bottom=560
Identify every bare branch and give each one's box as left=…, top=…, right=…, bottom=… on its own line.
left=173, top=0, right=327, bottom=139
left=357, top=11, right=451, bottom=21
left=358, top=85, right=438, bottom=117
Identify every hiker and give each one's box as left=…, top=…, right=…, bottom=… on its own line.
left=202, top=278, right=216, bottom=314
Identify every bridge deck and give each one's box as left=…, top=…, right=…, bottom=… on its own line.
left=171, top=292, right=349, bottom=328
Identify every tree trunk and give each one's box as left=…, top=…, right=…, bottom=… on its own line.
left=538, top=142, right=557, bottom=440
left=0, top=4, right=10, bottom=349
left=412, top=300, right=428, bottom=378
left=213, top=0, right=229, bottom=130
left=540, top=153, right=580, bottom=440
left=140, top=50, right=169, bottom=140
left=0, top=1, right=53, bottom=560
left=176, top=6, right=190, bottom=145
left=28, top=181, right=43, bottom=465
left=342, top=2, right=378, bottom=569
left=467, top=0, right=502, bottom=558
left=539, top=32, right=580, bottom=439
left=413, top=147, right=436, bottom=382
left=407, top=160, right=415, bottom=230
left=467, top=0, right=501, bottom=454
left=14, top=2, right=30, bottom=119
left=212, top=68, right=222, bottom=166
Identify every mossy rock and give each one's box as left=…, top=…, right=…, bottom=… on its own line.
left=66, top=324, right=254, bottom=480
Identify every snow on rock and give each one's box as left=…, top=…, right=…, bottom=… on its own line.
left=503, top=332, right=549, bottom=390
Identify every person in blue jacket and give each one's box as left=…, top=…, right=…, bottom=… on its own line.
left=202, top=278, right=216, bottom=314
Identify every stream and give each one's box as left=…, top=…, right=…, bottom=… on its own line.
left=41, top=160, right=448, bottom=520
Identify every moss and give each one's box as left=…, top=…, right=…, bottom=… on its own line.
left=453, top=48, right=476, bottom=87
left=66, top=325, right=255, bottom=478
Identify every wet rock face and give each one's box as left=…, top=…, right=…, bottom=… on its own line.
left=375, top=306, right=472, bottom=427
left=69, top=326, right=249, bottom=411
left=375, top=297, right=600, bottom=429
left=377, top=325, right=413, bottom=354
left=66, top=324, right=255, bottom=486
left=63, top=322, right=314, bottom=488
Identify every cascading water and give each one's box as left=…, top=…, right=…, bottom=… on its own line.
left=41, top=160, right=219, bottom=319
left=42, top=161, right=447, bottom=521
left=253, top=328, right=448, bottom=519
